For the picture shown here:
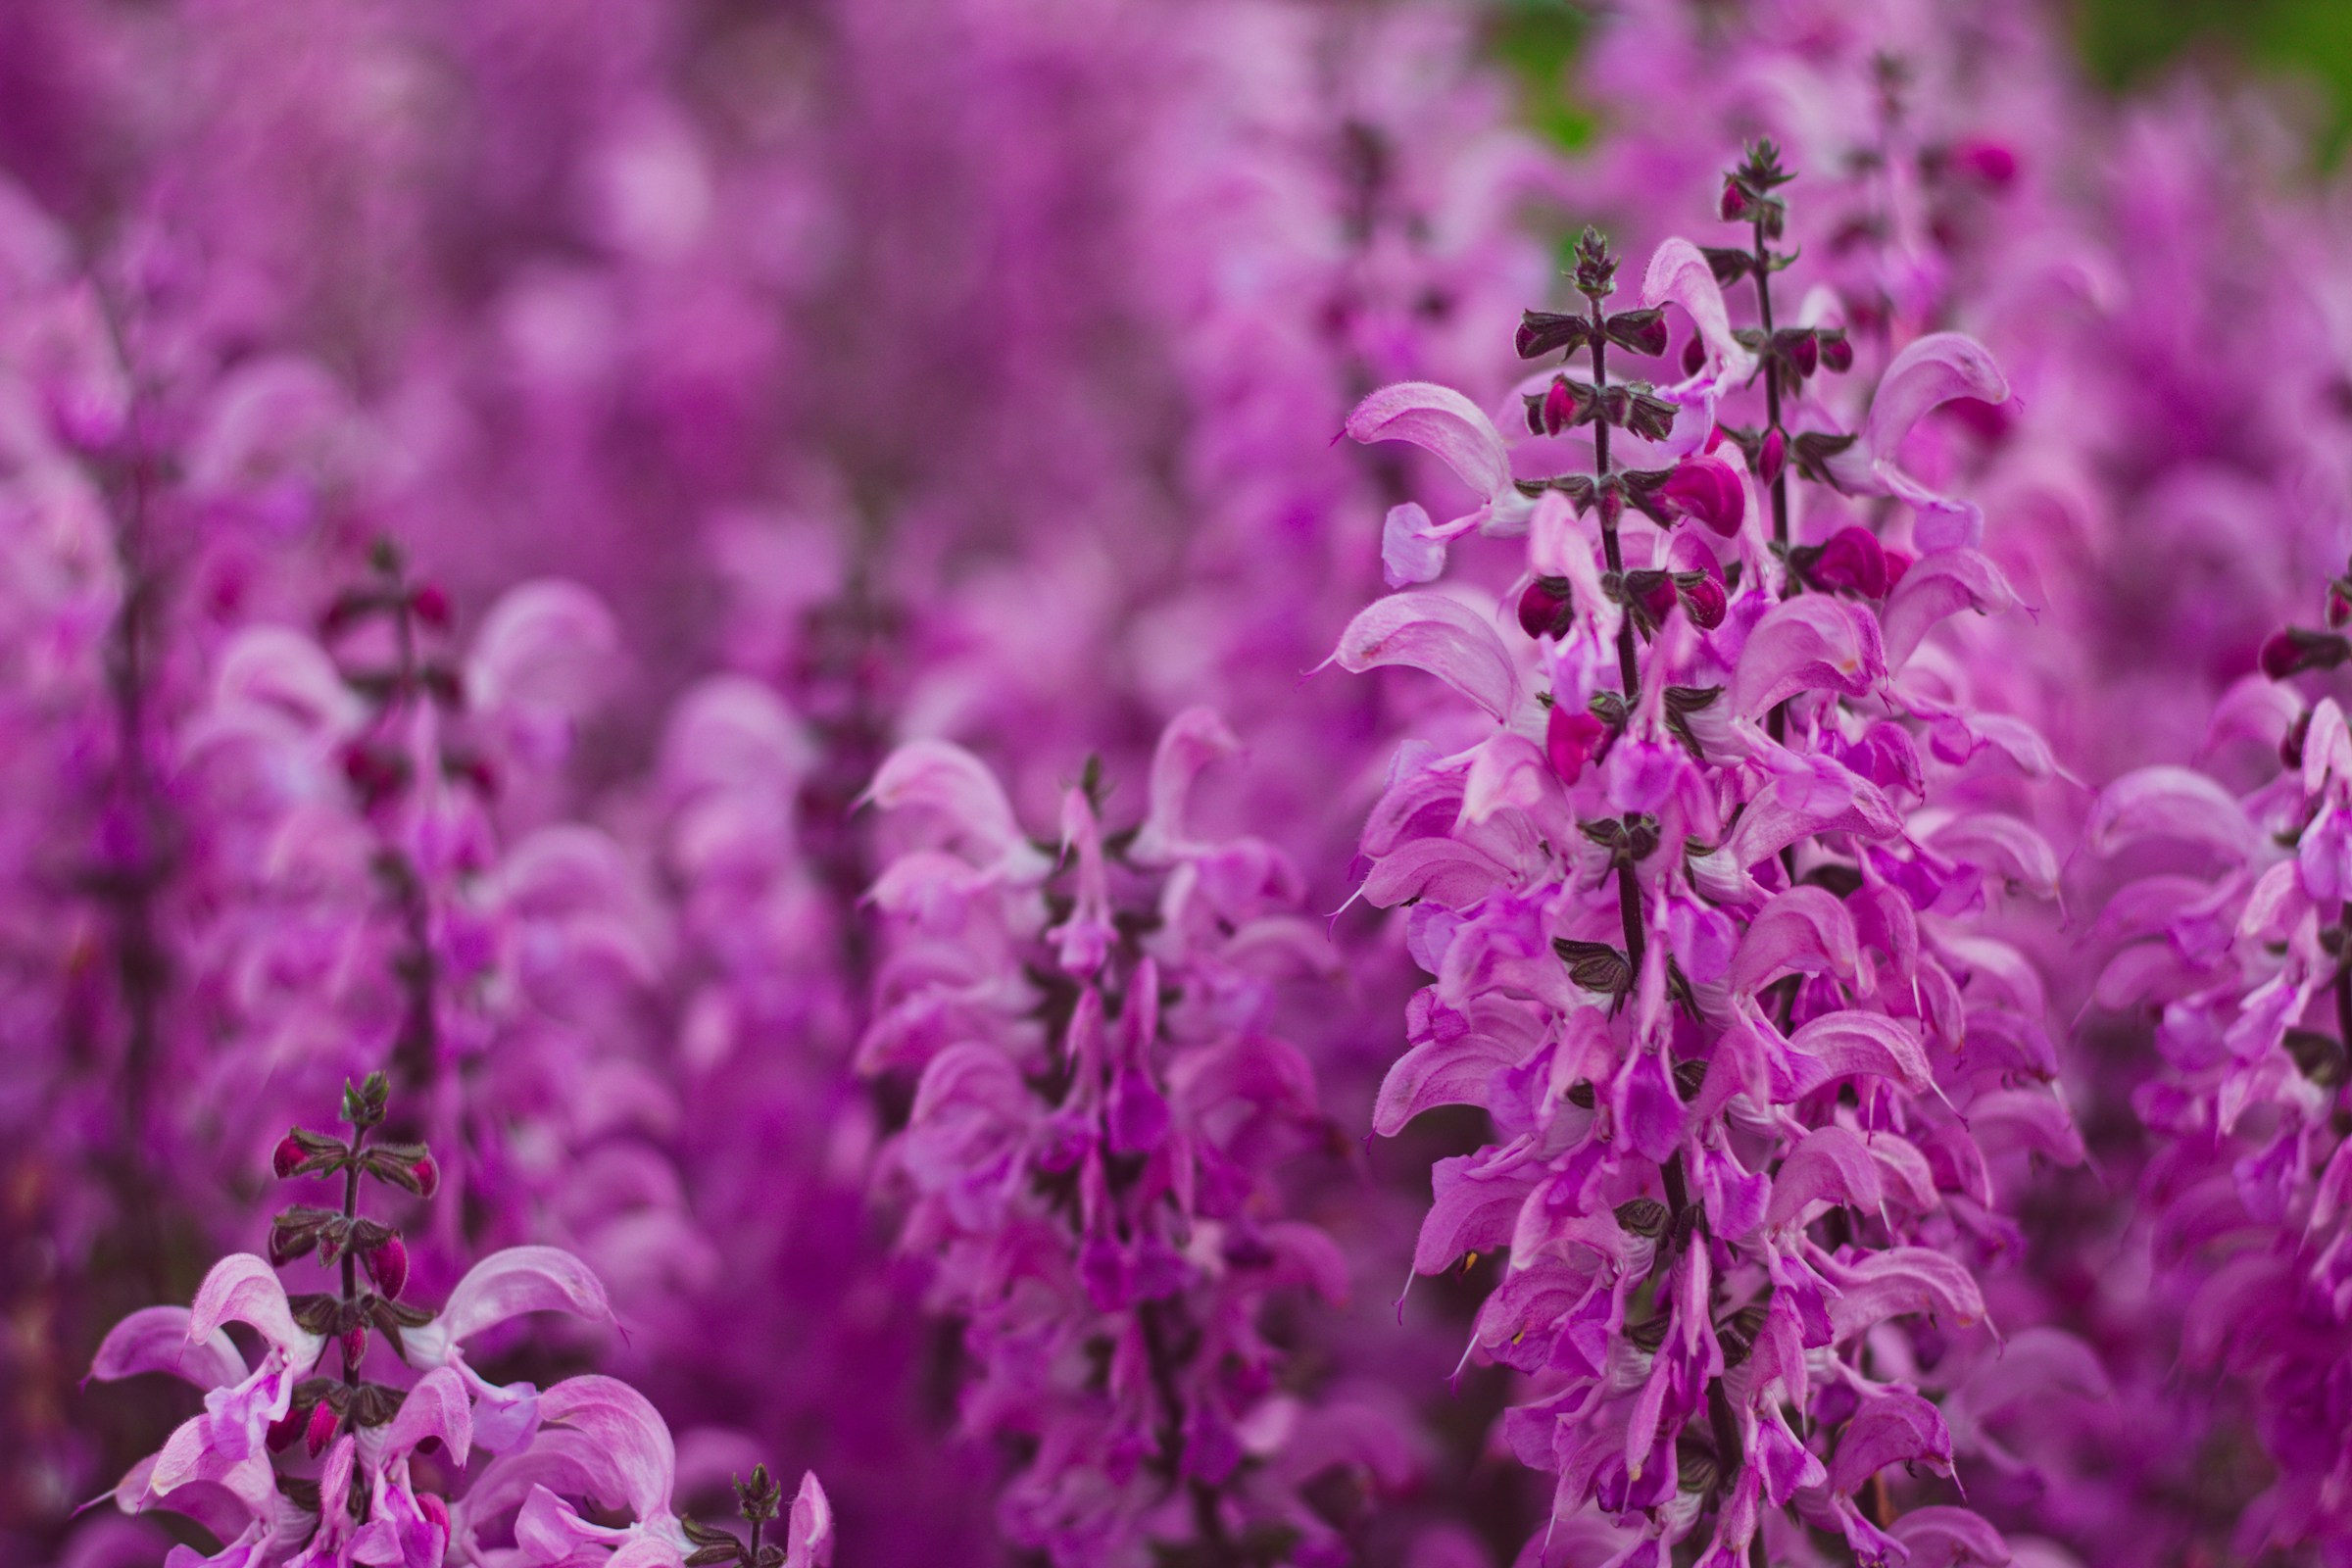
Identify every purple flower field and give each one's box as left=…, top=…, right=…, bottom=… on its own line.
left=8, top=2, right=2352, bottom=1565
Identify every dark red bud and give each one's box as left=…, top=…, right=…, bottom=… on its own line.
left=2329, top=581, right=2352, bottom=629
left=412, top=1152, right=439, bottom=1198
left=306, top=1400, right=339, bottom=1457
left=411, top=583, right=451, bottom=628
left=268, top=1405, right=307, bottom=1452
left=272, top=1133, right=307, bottom=1180
left=340, top=1325, right=368, bottom=1373
left=1637, top=574, right=1678, bottom=626
left=1681, top=335, right=1707, bottom=378
left=1660, top=460, right=1743, bottom=537
left=1952, top=139, right=2019, bottom=187
left=1543, top=376, right=1579, bottom=436
left=1546, top=706, right=1609, bottom=784
left=1679, top=574, right=1728, bottom=630
left=1719, top=177, right=1752, bottom=222
left=1818, top=331, right=1854, bottom=374
left=1811, top=526, right=1892, bottom=599
left=1785, top=332, right=1819, bottom=378
left=366, top=1234, right=410, bottom=1299
left=1758, top=428, right=1787, bottom=487
left=1517, top=577, right=1575, bottom=641
left=2283, top=710, right=2314, bottom=769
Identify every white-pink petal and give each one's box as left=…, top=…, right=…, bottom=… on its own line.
left=1346, top=381, right=1511, bottom=501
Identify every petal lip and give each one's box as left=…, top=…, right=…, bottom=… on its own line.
left=1345, top=381, right=1511, bottom=502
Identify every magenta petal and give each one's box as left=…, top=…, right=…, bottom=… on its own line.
left=1888, top=1506, right=2010, bottom=1568
left=1828, top=1387, right=1954, bottom=1495
left=1766, top=1126, right=1886, bottom=1229
left=383, top=1366, right=474, bottom=1469
left=1660, top=454, right=1745, bottom=536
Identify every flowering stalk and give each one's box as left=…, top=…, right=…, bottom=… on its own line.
left=859, top=711, right=1393, bottom=1565
left=1341, top=167, right=2073, bottom=1565
left=2085, top=564, right=2352, bottom=1554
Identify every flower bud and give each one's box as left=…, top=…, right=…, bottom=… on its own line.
left=268, top=1405, right=307, bottom=1452
left=1782, top=330, right=1819, bottom=378
left=340, top=1325, right=368, bottom=1372
left=1757, top=428, right=1787, bottom=487
left=410, top=582, right=451, bottom=627
left=1660, top=459, right=1743, bottom=538
left=411, top=1152, right=439, bottom=1199
left=2263, top=627, right=2352, bottom=681
left=1951, top=139, right=2019, bottom=187
left=1517, top=577, right=1575, bottom=641
left=1678, top=574, right=1728, bottom=630
left=272, top=1133, right=307, bottom=1179
left=1809, top=526, right=1892, bottom=599
left=306, top=1400, right=340, bottom=1457
left=1818, top=330, right=1854, bottom=374
left=1681, top=335, right=1707, bottom=378
left=365, top=1234, right=410, bottom=1299
left=2329, top=579, right=2352, bottom=628
left=1545, top=706, right=1609, bottom=785
left=1719, top=177, right=1752, bottom=222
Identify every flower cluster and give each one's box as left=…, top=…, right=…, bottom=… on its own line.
left=859, top=712, right=1397, bottom=1566
left=1340, top=156, right=2080, bottom=1565
left=89, top=1072, right=831, bottom=1568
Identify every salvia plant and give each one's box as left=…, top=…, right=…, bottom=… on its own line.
left=13, top=1, right=2352, bottom=1566
left=88, top=1070, right=834, bottom=1568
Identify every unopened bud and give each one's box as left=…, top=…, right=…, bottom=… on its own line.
left=1719, top=178, right=1752, bottom=222
left=306, top=1400, right=340, bottom=1457
left=1679, top=574, right=1728, bottom=630
left=1681, top=335, right=1707, bottom=378
left=340, top=1325, right=368, bottom=1372
left=272, top=1133, right=307, bottom=1180
left=1517, top=577, right=1575, bottom=641
left=267, top=1404, right=307, bottom=1452
left=2329, top=579, right=2352, bottom=629
left=1660, top=460, right=1743, bottom=538
left=411, top=582, right=451, bottom=628
left=1757, top=428, right=1787, bottom=487
left=1818, top=329, right=1854, bottom=374
left=1546, top=706, right=1609, bottom=785
left=2263, top=627, right=2352, bottom=681
left=412, top=1152, right=439, bottom=1199
left=366, top=1234, right=410, bottom=1299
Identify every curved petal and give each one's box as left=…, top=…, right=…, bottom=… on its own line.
left=90, top=1307, right=246, bottom=1391
left=1847, top=332, right=2011, bottom=469
left=536, top=1376, right=678, bottom=1522
left=1767, top=1126, right=1886, bottom=1228
left=1345, top=382, right=1509, bottom=501
left=1330, top=593, right=1520, bottom=721
left=1642, top=237, right=1754, bottom=384
left=428, top=1247, right=613, bottom=1354
left=861, top=740, right=1038, bottom=872
left=1732, top=597, right=1885, bottom=717
left=188, top=1256, right=318, bottom=1365
left=1131, top=707, right=1241, bottom=866
left=1881, top=549, right=2019, bottom=669
left=2085, top=766, right=2256, bottom=862
left=382, top=1366, right=473, bottom=1469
